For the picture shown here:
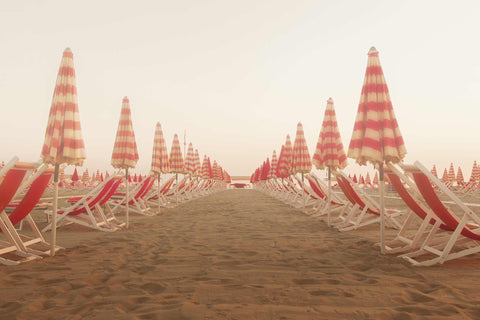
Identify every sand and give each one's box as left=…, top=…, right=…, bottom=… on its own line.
left=1, top=189, right=480, bottom=319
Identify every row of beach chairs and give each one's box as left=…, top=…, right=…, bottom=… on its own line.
left=0, top=156, right=225, bottom=265
left=254, top=161, right=480, bottom=266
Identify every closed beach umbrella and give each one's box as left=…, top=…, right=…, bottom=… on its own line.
left=431, top=165, right=438, bottom=178
left=111, top=96, right=139, bottom=228
left=185, top=143, right=195, bottom=176
left=193, top=150, right=202, bottom=177
left=269, top=150, right=278, bottom=178
left=312, top=98, right=348, bottom=225
left=365, top=172, right=372, bottom=185
left=151, top=122, right=170, bottom=212
left=71, top=167, right=79, bottom=182
left=447, top=163, right=456, bottom=183
left=347, top=47, right=407, bottom=253
left=40, top=48, right=86, bottom=255
left=81, top=169, right=90, bottom=183
left=277, top=135, right=293, bottom=177
left=456, top=166, right=464, bottom=185
left=275, top=145, right=288, bottom=179
left=201, top=156, right=210, bottom=180
left=373, top=171, right=379, bottom=186
left=441, top=168, right=448, bottom=183
left=292, top=122, right=312, bottom=176
left=470, top=161, right=479, bottom=182
left=169, top=134, right=185, bottom=178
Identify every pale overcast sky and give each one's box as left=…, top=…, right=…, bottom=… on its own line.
left=1, top=0, right=479, bottom=177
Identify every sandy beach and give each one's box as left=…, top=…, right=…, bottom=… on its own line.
left=1, top=189, right=480, bottom=319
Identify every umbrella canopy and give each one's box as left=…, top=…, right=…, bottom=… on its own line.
left=169, top=134, right=185, bottom=174
left=373, top=171, right=379, bottom=185
left=151, top=122, right=170, bottom=174
left=41, top=48, right=86, bottom=166
left=211, top=161, right=219, bottom=180
left=292, top=122, right=312, bottom=175
left=275, top=145, right=288, bottom=178
left=111, top=97, right=139, bottom=169
left=456, top=166, right=464, bottom=185
left=133, top=173, right=138, bottom=183
left=471, top=161, right=479, bottom=182
left=81, top=169, right=90, bottom=183
left=447, top=163, right=456, bottom=183
left=201, top=156, right=210, bottom=179
left=185, top=143, right=195, bottom=175
left=431, top=165, right=438, bottom=178
left=365, top=172, right=372, bottom=185
left=312, top=98, right=348, bottom=170
left=262, top=158, right=271, bottom=180
left=347, top=47, right=406, bottom=165
left=71, top=167, right=79, bottom=181
left=347, top=47, right=406, bottom=254
left=193, top=149, right=202, bottom=177
left=269, top=150, right=278, bottom=178
left=277, top=135, right=293, bottom=177
left=441, top=168, right=448, bottom=182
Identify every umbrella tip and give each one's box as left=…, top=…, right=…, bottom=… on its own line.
left=327, top=97, right=333, bottom=103
left=64, top=47, right=72, bottom=52
left=368, top=46, right=378, bottom=55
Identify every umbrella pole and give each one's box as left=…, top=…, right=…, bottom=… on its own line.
left=379, top=163, right=385, bottom=254
left=50, top=163, right=59, bottom=256
left=327, top=167, right=332, bottom=227
left=126, top=168, right=129, bottom=229
left=302, top=172, right=306, bottom=208
left=158, top=173, right=161, bottom=214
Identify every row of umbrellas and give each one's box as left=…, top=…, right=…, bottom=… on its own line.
left=251, top=47, right=407, bottom=253
left=38, top=48, right=230, bottom=255
left=431, top=161, right=480, bottom=185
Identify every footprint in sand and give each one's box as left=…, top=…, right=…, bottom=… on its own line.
left=141, top=282, right=166, bottom=295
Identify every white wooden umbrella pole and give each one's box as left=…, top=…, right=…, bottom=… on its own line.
left=327, top=167, right=332, bottom=227
left=50, top=163, right=59, bottom=256
left=157, top=174, right=161, bottom=213
left=126, top=168, right=130, bottom=228
left=379, top=163, right=385, bottom=254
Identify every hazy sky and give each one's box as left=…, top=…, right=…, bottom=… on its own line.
left=1, top=0, right=479, bottom=177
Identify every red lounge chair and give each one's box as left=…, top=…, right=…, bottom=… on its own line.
left=43, top=175, right=125, bottom=232
left=333, top=171, right=403, bottom=232
left=399, top=161, right=480, bottom=266
left=110, top=175, right=156, bottom=216
left=0, top=163, right=60, bottom=264
left=304, top=173, right=347, bottom=218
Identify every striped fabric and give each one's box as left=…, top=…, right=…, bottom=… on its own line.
left=365, top=172, right=372, bottom=185
left=201, top=156, right=210, bottom=179
left=262, top=158, right=271, bottom=180
left=441, top=168, right=448, bottom=182
left=71, top=167, right=79, bottom=181
left=59, top=168, right=65, bottom=182
left=269, top=150, right=277, bottom=178
left=431, top=165, right=438, bottom=178
left=211, top=161, right=219, bottom=180
left=292, top=123, right=312, bottom=174
left=193, top=150, right=202, bottom=177
left=472, top=161, right=480, bottom=182
left=277, top=135, right=293, bottom=176
left=312, top=98, right=348, bottom=170
left=185, top=143, right=195, bottom=175
left=81, top=169, right=90, bottom=182
left=456, top=166, right=464, bottom=184
left=347, top=47, right=407, bottom=165
left=373, top=171, right=379, bottom=185
left=447, top=163, right=455, bottom=182
left=151, top=122, right=170, bottom=174
left=169, top=134, right=185, bottom=174
left=111, top=97, right=139, bottom=169
left=41, top=48, right=86, bottom=166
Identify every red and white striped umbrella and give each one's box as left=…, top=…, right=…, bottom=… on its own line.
left=292, top=122, right=312, bottom=174
left=365, top=172, right=372, bottom=185
left=41, top=48, right=86, bottom=166
left=151, top=122, right=170, bottom=174
left=193, top=149, right=202, bottom=177
left=431, top=165, right=438, bottom=178
left=201, top=156, right=210, bottom=179
left=447, top=163, right=456, bottom=182
left=185, top=143, right=195, bottom=175
left=441, top=168, right=449, bottom=182
left=81, top=169, right=90, bottom=183
left=40, top=48, right=87, bottom=256
left=277, top=135, right=293, bottom=177
left=111, top=97, right=139, bottom=169
left=211, top=161, right=219, bottom=180
left=373, top=171, right=379, bottom=185
left=456, top=166, right=464, bottom=185
left=347, top=47, right=407, bottom=165
left=312, top=98, right=348, bottom=170
left=169, top=134, right=185, bottom=174
left=471, top=160, right=479, bottom=182
left=71, top=167, right=79, bottom=182
left=347, top=47, right=406, bottom=254
left=269, top=150, right=278, bottom=178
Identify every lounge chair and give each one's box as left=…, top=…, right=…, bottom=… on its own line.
left=333, top=171, right=403, bottom=232
left=43, top=175, right=125, bottom=232
left=0, top=163, right=61, bottom=264
left=398, top=161, right=480, bottom=266
left=110, top=175, right=156, bottom=216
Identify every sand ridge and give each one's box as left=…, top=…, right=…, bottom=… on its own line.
left=1, top=189, right=480, bottom=319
